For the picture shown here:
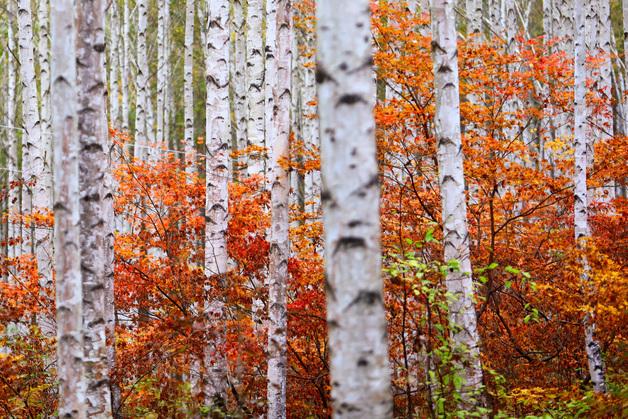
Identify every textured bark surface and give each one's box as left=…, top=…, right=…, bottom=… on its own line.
left=77, top=0, right=114, bottom=415
left=157, top=0, right=168, bottom=149
left=203, top=0, right=230, bottom=407
left=6, top=2, right=19, bottom=259
left=465, top=0, right=482, bottom=36
left=233, top=0, right=248, bottom=175
left=317, top=0, right=393, bottom=416
left=37, top=0, right=52, bottom=203
left=108, top=0, right=121, bottom=126
left=122, top=0, right=130, bottom=130
left=51, top=0, right=87, bottom=415
left=134, top=0, right=148, bottom=160
left=246, top=0, right=266, bottom=175
left=267, top=2, right=291, bottom=417
left=431, top=0, right=485, bottom=408
left=574, top=0, right=608, bottom=394
left=184, top=0, right=195, bottom=174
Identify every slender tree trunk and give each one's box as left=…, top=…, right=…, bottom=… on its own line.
left=77, top=0, right=114, bottom=414
left=134, top=0, right=148, bottom=160
left=267, top=1, right=291, bottom=417
left=574, top=0, right=608, bottom=394
left=183, top=0, right=195, bottom=175
left=6, top=3, right=19, bottom=259
left=157, top=0, right=168, bottom=150
left=108, top=0, right=121, bottom=127
left=466, top=0, right=482, bottom=36
left=316, top=0, right=393, bottom=416
left=431, top=0, right=485, bottom=409
left=246, top=0, right=265, bottom=176
left=203, top=0, right=230, bottom=407
left=51, top=2, right=87, bottom=415
left=164, top=0, right=172, bottom=147
left=122, top=0, right=130, bottom=131
left=233, top=0, right=248, bottom=176
left=37, top=0, right=51, bottom=177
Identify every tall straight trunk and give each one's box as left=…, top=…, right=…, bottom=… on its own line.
left=6, top=3, right=19, bottom=259
left=18, top=0, right=53, bottom=301
left=51, top=1, right=87, bottom=415
left=108, top=0, right=121, bottom=126
left=265, top=0, right=277, bottom=165
left=316, top=0, right=393, bottom=416
left=134, top=0, right=148, bottom=160
left=574, top=0, right=608, bottom=394
left=157, top=0, right=168, bottom=149
left=431, top=0, right=485, bottom=409
left=163, top=0, right=172, bottom=147
left=246, top=0, right=265, bottom=175
left=122, top=0, right=130, bottom=131
left=232, top=0, right=248, bottom=176
left=552, top=0, right=574, bottom=144
left=203, top=0, right=230, bottom=406
left=267, top=1, right=291, bottom=417
left=184, top=0, right=195, bottom=174
left=593, top=0, right=613, bottom=146
left=77, top=0, right=114, bottom=414
left=37, top=0, right=51, bottom=175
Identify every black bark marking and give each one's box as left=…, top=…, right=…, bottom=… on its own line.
left=316, top=62, right=335, bottom=84
left=337, top=94, right=365, bottom=106
left=348, top=290, right=382, bottom=309
left=357, top=358, right=369, bottom=367
left=334, top=237, right=366, bottom=255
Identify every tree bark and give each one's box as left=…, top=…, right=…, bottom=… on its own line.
left=246, top=0, right=266, bottom=176
left=122, top=0, right=130, bottom=131
left=51, top=0, right=87, bottom=414
left=6, top=1, right=19, bottom=259
left=316, top=0, right=393, bottom=416
left=431, top=0, right=485, bottom=409
left=134, top=0, right=148, bottom=160
left=203, top=0, right=231, bottom=407
left=267, top=1, right=291, bottom=417
left=77, top=0, right=114, bottom=414
left=108, top=0, right=121, bottom=127
left=232, top=0, right=248, bottom=177
left=574, top=0, right=608, bottom=394
left=184, top=0, right=195, bottom=174
left=157, top=0, right=168, bottom=150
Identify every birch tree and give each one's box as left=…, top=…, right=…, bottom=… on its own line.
left=157, top=0, right=169, bottom=149
left=122, top=0, right=130, bottom=131
left=316, top=0, right=393, bottom=416
left=431, top=0, right=485, bottom=408
left=37, top=0, right=51, bottom=176
left=267, top=0, right=291, bottom=416
left=134, top=0, right=148, bottom=160
left=6, top=1, right=19, bottom=259
left=232, top=0, right=247, bottom=174
left=18, top=0, right=53, bottom=306
left=203, top=0, right=230, bottom=406
left=465, top=0, right=482, bottom=36
left=184, top=0, right=195, bottom=174
left=108, top=0, right=121, bottom=126
left=246, top=0, right=265, bottom=175
left=77, top=0, right=114, bottom=414
left=574, top=0, right=608, bottom=394
left=52, top=1, right=87, bottom=414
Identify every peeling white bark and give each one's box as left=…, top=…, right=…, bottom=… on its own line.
left=317, top=0, right=393, bottom=416
left=51, top=0, right=87, bottom=414
left=431, top=0, right=485, bottom=408
left=574, top=0, right=608, bottom=394
left=77, top=0, right=114, bottom=414
left=246, top=0, right=266, bottom=176
left=203, top=0, right=230, bottom=407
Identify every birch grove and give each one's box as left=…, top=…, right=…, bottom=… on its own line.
left=1, top=0, right=626, bottom=417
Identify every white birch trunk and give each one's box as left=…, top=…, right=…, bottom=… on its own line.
left=317, top=0, right=393, bottom=416
left=246, top=0, right=266, bottom=176
left=232, top=0, right=248, bottom=175
left=465, top=0, right=482, bottom=36
left=157, top=0, right=168, bottom=149
left=574, top=0, right=608, bottom=394
left=77, top=0, right=114, bottom=414
left=184, top=0, right=195, bottom=175
left=431, top=0, right=485, bottom=408
left=18, top=0, right=54, bottom=312
left=37, top=0, right=51, bottom=184
left=6, top=3, right=19, bottom=259
left=267, top=1, right=291, bottom=416
left=203, top=0, right=230, bottom=407
left=51, top=1, right=87, bottom=414
left=122, top=0, right=130, bottom=131
left=108, top=0, right=121, bottom=127
left=134, top=0, right=148, bottom=160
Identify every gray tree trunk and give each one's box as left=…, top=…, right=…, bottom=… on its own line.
left=77, top=0, right=114, bottom=414
left=134, top=0, right=148, bottom=160
left=316, top=0, right=393, bottom=416
left=246, top=0, right=265, bottom=176
left=51, top=0, right=87, bottom=414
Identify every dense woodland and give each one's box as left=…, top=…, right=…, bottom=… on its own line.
left=0, top=0, right=626, bottom=417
